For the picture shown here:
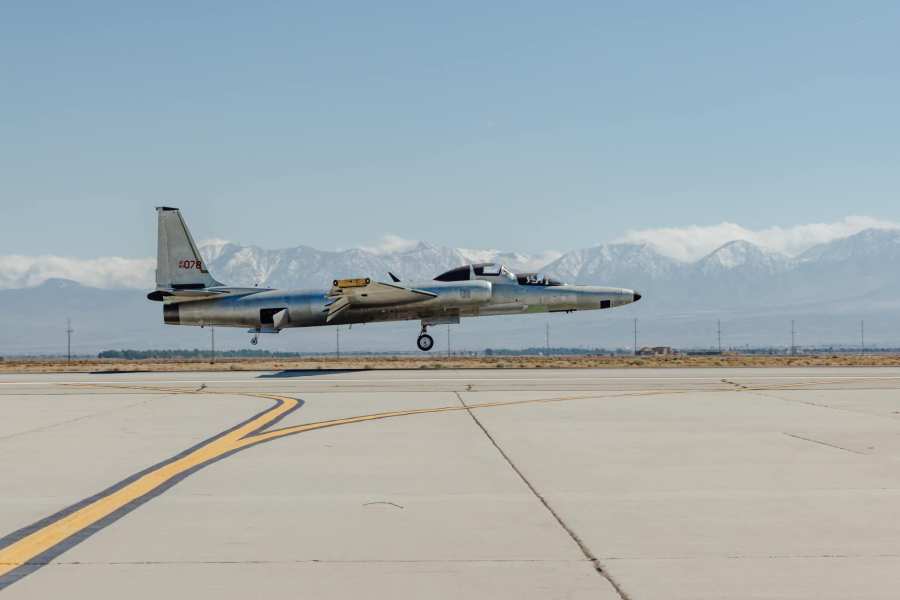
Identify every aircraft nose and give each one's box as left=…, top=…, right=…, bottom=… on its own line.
left=633, top=291, right=642, bottom=302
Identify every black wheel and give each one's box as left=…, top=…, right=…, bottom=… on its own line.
left=417, top=334, right=434, bottom=351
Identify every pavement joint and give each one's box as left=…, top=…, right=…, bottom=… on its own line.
left=454, top=391, right=632, bottom=600
left=4, top=370, right=898, bottom=598
left=0, top=383, right=662, bottom=591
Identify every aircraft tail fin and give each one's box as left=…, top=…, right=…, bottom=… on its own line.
left=154, top=207, right=223, bottom=290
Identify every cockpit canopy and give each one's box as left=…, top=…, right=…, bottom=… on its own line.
left=434, top=263, right=563, bottom=286
left=434, top=263, right=510, bottom=282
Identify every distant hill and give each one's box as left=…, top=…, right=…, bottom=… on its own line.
left=1, top=228, right=899, bottom=354
left=199, top=240, right=551, bottom=289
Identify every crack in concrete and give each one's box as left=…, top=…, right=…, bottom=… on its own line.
left=454, top=391, right=632, bottom=600
left=783, top=432, right=868, bottom=455
left=722, top=379, right=750, bottom=390
left=362, top=501, right=404, bottom=509
left=747, top=388, right=900, bottom=421
left=0, top=395, right=164, bottom=443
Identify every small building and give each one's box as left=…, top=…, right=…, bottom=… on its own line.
left=638, top=346, right=676, bottom=356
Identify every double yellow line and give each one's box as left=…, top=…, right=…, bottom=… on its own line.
left=0, top=384, right=681, bottom=588
left=0, top=392, right=297, bottom=584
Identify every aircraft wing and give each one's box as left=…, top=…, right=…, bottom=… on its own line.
left=324, top=278, right=437, bottom=322
left=147, top=287, right=268, bottom=303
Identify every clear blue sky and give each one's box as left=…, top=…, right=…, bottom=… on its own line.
left=2, top=2, right=899, bottom=258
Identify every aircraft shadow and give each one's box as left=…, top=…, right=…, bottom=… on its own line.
left=257, top=369, right=366, bottom=378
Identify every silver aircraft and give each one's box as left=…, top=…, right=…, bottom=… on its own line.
left=148, top=207, right=642, bottom=350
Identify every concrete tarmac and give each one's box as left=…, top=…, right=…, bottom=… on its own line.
left=0, top=368, right=898, bottom=599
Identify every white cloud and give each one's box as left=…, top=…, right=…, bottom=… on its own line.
left=198, top=238, right=234, bottom=262
left=198, top=238, right=232, bottom=248
left=358, top=234, right=420, bottom=255
left=457, top=248, right=564, bottom=271
left=525, top=250, right=564, bottom=270
left=614, top=216, right=900, bottom=262
left=456, top=248, right=505, bottom=264
left=0, top=255, right=155, bottom=290
left=2, top=216, right=896, bottom=289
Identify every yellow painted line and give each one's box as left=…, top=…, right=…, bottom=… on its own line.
left=243, top=390, right=676, bottom=446
left=0, top=392, right=297, bottom=579
left=0, top=384, right=692, bottom=585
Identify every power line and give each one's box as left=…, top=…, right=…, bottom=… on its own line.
left=633, top=318, right=638, bottom=356
left=860, top=320, right=865, bottom=355
left=66, top=318, right=74, bottom=363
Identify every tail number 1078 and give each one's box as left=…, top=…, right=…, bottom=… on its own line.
left=178, top=259, right=203, bottom=270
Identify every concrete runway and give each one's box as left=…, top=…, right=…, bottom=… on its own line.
left=0, top=368, right=899, bottom=599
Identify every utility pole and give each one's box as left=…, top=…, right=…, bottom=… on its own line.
left=447, top=324, right=451, bottom=357
left=717, top=319, right=722, bottom=354
left=545, top=322, right=550, bottom=355
left=790, top=320, right=796, bottom=356
left=336, top=326, right=340, bottom=359
left=860, top=320, right=865, bottom=355
left=633, top=318, right=638, bottom=356
left=66, top=318, right=73, bottom=363
left=210, top=326, right=215, bottom=364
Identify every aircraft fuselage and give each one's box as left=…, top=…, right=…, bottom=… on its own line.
left=164, top=278, right=639, bottom=329
left=149, top=207, right=641, bottom=350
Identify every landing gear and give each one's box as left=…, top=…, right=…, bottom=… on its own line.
left=250, top=333, right=259, bottom=345
left=417, top=333, right=434, bottom=352
left=417, top=323, right=434, bottom=352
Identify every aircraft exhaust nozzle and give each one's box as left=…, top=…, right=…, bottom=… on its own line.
left=163, top=303, right=181, bottom=325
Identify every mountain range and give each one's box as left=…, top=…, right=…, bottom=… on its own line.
left=199, top=239, right=556, bottom=290
left=1, top=228, right=898, bottom=354
left=543, top=228, right=900, bottom=310
left=200, top=228, right=900, bottom=311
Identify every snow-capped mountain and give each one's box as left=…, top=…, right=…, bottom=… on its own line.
left=5, top=228, right=898, bottom=294
left=543, top=229, right=900, bottom=311
left=196, top=241, right=559, bottom=289
left=786, top=228, right=900, bottom=305
left=694, top=240, right=793, bottom=275
left=542, top=243, right=680, bottom=286
left=203, top=242, right=469, bottom=289
left=799, top=228, right=900, bottom=263
left=456, top=249, right=562, bottom=272
left=3, top=228, right=900, bottom=353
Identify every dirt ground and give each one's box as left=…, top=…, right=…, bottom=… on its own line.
left=2, top=354, right=900, bottom=373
